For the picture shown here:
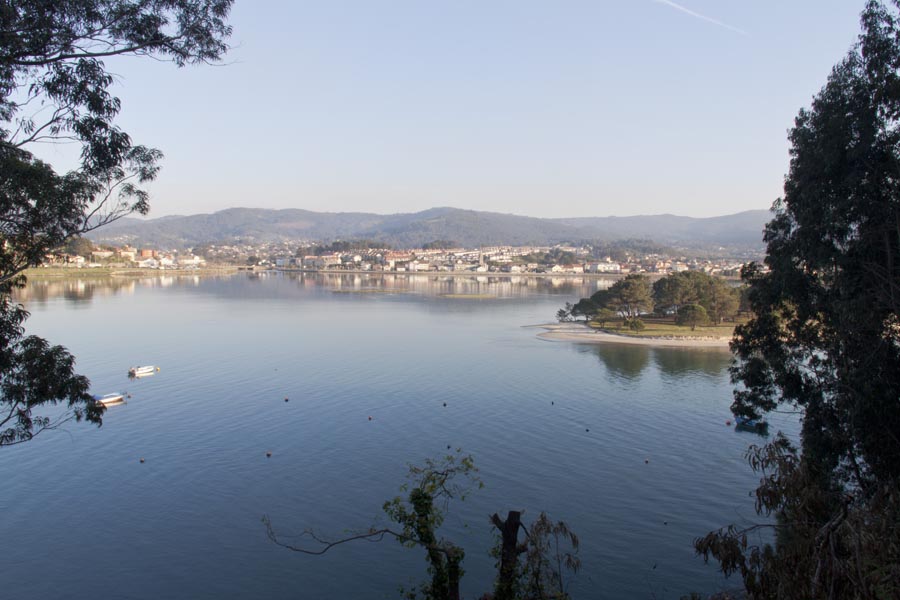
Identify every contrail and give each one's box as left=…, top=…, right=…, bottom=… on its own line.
left=653, top=0, right=749, bottom=36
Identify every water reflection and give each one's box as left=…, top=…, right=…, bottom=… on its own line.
left=16, top=271, right=620, bottom=306
left=580, top=343, right=730, bottom=381
left=290, top=272, right=602, bottom=298
left=654, top=348, right=731, bottom=378
left=15, top=278, right=138, bottom=306
left=3, top=269, right=777, bottom=600
left=581, top=343, right=652, bottom=381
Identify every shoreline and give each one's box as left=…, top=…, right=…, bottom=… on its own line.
left=533, top=322, right=732, bottom=349
left=25, top=266, right=240, bottom=279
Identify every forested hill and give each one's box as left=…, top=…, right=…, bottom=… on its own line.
left=89, top=207, right=770, bottom=250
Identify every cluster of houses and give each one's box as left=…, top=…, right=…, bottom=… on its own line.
left=43, top=246, right=206, bottom=270
left=282, top=247, right=748, bottom=277
left=43, top=242, right=752, bottom=277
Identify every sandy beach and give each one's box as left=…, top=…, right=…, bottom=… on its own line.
left=532, top=322, right=732, bottom=349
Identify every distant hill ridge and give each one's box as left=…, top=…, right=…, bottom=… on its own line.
left=89, top=206, right=771, bottom=249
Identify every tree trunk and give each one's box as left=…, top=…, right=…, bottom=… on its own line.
left=492, top=511, right=523, bottom=600
left=447, top=549, right=462, bottom=600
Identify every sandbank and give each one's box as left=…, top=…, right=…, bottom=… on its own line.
left=532, top=323, right=732, bottom=349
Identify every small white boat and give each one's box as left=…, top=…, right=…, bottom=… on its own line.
left=128, top=365, right=159, bottom=378
left=93, top=393, right=125, bottom=406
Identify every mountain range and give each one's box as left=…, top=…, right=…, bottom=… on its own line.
left=88, top=207, right=771, bottom=250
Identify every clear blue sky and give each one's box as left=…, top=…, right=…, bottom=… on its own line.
left=61, top=0, right=871, bottom=218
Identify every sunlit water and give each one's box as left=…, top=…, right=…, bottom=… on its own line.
left=1, top=273, right=797, bottom=599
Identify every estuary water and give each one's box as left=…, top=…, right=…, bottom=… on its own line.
left=1, top=273, right=796, bottom=599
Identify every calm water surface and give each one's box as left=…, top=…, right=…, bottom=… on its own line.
left=1, top=273, right=797, bottom=599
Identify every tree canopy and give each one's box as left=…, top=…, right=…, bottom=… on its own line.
left=698, top=2, right=900, bottom=596
left=566, top=271, right=739, bottom=326
left=63, top=236, right=94, bottom=258
left=607, top=274, right=653, bottom=321
left=652, top=270, right=740, bottom=323
left=675, top=304, right=708, bottom=331
left=730, top=0, right=900, bottom=481
left=0, top=0, right=233, bottom=446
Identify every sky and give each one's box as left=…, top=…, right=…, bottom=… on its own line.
left=41, top=0, right=872, bottom=219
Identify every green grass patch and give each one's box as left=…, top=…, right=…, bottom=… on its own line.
left=586, top=316, right=740, bottom=338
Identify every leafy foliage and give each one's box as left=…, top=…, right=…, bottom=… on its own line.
left=0, top=295, right=98, bottom=445
left=309, top=239, right=391, bottom=254
left=607, top=274, right=653, bottom=320
left=652, top=271, right=740, bottom=323
left=699, top=2, right=900, bottom=596
left=421, top=240, right=457, bottom=250
left=696, top=436, right=900, bottom=599
left=627, top=318, right=645, bottom=331
left=518, top=513, right=581, bottom=600
left=675, top=304, right=709, bottom=331
left=63, top=236, right=95, bottom=258
left=570, top=298, right=597, bottom=321
left=265, top=452, right=580, bottom=600
left=592, top=308, right=618, bottom=328
left=0, top=0, right=233, bottom=446
left=382, top=452, right=481, bottom=600
left=265, top=451, right=482, bottom=600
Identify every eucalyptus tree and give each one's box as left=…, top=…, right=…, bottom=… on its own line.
left=697, top=2, right=900, bottom=596
left=0, top=0, right=233, bottom=446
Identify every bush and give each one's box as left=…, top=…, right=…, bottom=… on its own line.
left=628, top=318, right=645, bottom=331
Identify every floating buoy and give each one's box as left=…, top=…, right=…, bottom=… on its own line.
left=644, top=459, right=650, bottom=464
left=726, top=420, right=731, bottom=426
left=585, top=428, right=590, bottom=432
left=139, top=458, right=145, bottom=463
left=447, top=445, right=451, bottom=449
left=368, top=416, right=373, bottom=421
left=266, top=451, right=272, bottom=458
left=442, top=402, right=447, bottom=407
left=551, top=401, right=554, bottom=405
left=284, top=397, right=289, bottom=402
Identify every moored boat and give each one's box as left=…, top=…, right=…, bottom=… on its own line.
left=734, top=415, right=769, bottom=433
left=93, top=393, right=125, bottom=406
left=128, top=365, right=159, bottom=378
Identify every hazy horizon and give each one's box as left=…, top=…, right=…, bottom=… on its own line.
left=34, top=1, right=868, bottom=219
left=126, top=204, right=770, bottom=221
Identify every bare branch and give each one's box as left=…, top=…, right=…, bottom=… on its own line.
left=261, top=516, right=458, bottom=559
